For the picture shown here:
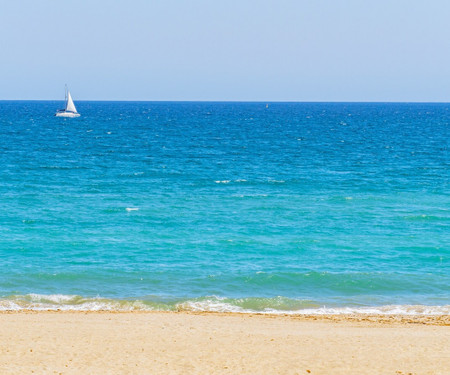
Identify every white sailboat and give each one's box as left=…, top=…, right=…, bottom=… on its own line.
left=55, top=85, right=80, bottom=117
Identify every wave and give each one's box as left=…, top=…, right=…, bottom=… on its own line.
left=1, top=294, right=449, bottom=315
left=213, top=179, right=285, bottom=185
left=0, top=294, right=150, bottom=312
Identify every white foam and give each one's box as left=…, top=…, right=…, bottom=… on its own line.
left=177, top=297, right=252, bottom=313
left=1, top=295, right=449, bottom=316
left=273, top=305, right=450, bottom=316
left=125, top=207, right=139, bottom=212
left=0, top=295, right=150, bottom=312
left=177, top=301, right=450, bottom=316
left=233, top=194, right=268, bottom=198
left=214, top=180, right=230, bottom=184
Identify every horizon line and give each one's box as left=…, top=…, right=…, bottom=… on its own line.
left=1, top=99, right=450, bottom=104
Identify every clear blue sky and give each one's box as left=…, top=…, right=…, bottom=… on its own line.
left=1, top=0, right=450, bottom=101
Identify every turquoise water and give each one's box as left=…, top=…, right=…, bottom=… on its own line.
left=0, top=101, right=448, bottom=313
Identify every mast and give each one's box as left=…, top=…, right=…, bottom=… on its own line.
left=65, top=84, right=68, bottom=110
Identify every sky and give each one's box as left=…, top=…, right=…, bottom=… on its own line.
left=1, top=0, right=450, bottom=101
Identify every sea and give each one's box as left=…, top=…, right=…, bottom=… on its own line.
left=0, top=101, right=448, bottom=314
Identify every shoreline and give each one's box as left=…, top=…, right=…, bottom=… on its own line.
left=3, top=294, right=449, bottom=317
left=1, top=311, right=449, bottom=374
left=2, top=309, right=450, bottom=326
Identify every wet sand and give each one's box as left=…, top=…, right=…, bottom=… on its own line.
left=0, top=311, right=449, bottom=374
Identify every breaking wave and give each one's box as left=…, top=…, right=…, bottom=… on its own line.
left=1, top=294, right=449, bottom=315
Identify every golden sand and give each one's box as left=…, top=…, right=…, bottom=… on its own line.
left=1, top=311, right=449, bottom=374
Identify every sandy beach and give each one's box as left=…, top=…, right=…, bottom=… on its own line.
left=0, top=312, right=448, bottom=374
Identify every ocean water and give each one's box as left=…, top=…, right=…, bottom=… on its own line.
left=0, top=101, right=448, bottom=314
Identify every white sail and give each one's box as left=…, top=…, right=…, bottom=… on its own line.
left=66, top=91, right=77, bottom=113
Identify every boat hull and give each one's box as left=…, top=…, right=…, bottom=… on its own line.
left=55, top=111, right=80, bottom=118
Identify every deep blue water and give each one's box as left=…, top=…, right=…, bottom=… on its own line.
left=0, top=101, right=448, bottom=313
